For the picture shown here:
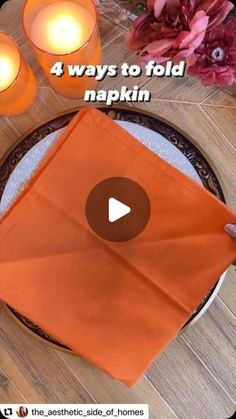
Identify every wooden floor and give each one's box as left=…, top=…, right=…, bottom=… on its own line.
left=0, top=1, right=236, bottom=418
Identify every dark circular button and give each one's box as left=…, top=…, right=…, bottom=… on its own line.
left=85, top=177, right=151, bottom=242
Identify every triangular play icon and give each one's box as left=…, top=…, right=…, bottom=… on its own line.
left=108, top=198, right=131, bottom=223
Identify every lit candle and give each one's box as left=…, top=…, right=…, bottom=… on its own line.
left=23, top=0, right=102, bottom=98
left=0, top=32, right=37, bottom=116
left=0, top=45, right=20, bottom=92
left=30, top=2, right=95, bottom=54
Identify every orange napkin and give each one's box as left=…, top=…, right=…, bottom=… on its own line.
left=0, top=108, right=235, bottom=385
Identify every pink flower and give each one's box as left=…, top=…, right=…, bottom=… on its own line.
left=188, top=18, right=236, bottom=87
left=125, top=0, right=234, bottom=64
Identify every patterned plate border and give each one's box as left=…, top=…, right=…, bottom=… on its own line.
left=0, top=106, right=225, bottom=350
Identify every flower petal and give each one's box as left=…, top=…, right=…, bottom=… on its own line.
left=125, top=12, right=156, bottom=52
left=153, top=0, right=167, bottom=18
left=206, top=26, right=225, bottom=42
left=174, top=49, right=194, bottom=58
left=187, top=62, right=200, bottom=76
left=175, top=11, right=209, bottom=50
left=125, top=28, right=146, bottom=51
left=166, top=0, right=181, bottom=15
left=134, top=13, right=150, bottom=29
left=198, top=0, right=222, bottom=14
left=147, top=0, right=155, bottom=10
left=207, top=1, right=234, bottom=30
left=186, top=52, right=198, bottom=68
left=141, top=39, right=174, bottom=56
left=215, top=68, right=235, bottom=87
left=143, top=54, right=172, bottom=64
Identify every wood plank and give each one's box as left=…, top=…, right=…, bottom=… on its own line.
left=60, top=351, right=177, bottom=419
left=0, top=367, right=27, bottom=403
left=0, top=120, right=19, bottom=158
left=100, top=16, right=125, bottom=48
left=5, top=88, right=68, bottom=137
left=226, top=85, right=236, bottom=98
left=147, top=335, right=235, bottom=419
left=0, top=0, right=24, bottom=40
left=103, top=12, right=133, bottom=30
left=203, top=90, right=236, bottom=107
left=182, top=297, right=236, bottom=401
left=0, top=344, right=44, bottom=403
left=148, top=76, right=219, bottom=104
left=202, top=106, right=236, bottom=148
left=0, top=306, right=95, bottom=403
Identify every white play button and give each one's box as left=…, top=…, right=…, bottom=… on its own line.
left=108, top=197, right=131, bottom=223
left=86, top=177, right=151, bottom=241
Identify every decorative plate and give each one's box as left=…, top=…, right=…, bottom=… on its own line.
left=0, top=107, right=226, bottom=350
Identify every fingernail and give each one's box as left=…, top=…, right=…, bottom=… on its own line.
left=224, top=224, right=236, bottom=238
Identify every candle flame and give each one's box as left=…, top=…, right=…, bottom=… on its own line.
left=30, top=2, right=95, bottom=54
left=49, top=16, right=81, bottom=47
left=0, top=55, right=18, bottom=91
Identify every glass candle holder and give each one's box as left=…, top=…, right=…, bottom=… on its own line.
left=0, top=32, right=37, bottom=116
left=22, top=0, right=102, bottom=99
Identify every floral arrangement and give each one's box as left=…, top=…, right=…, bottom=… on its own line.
left=126, top=0, right=236, bottom=87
